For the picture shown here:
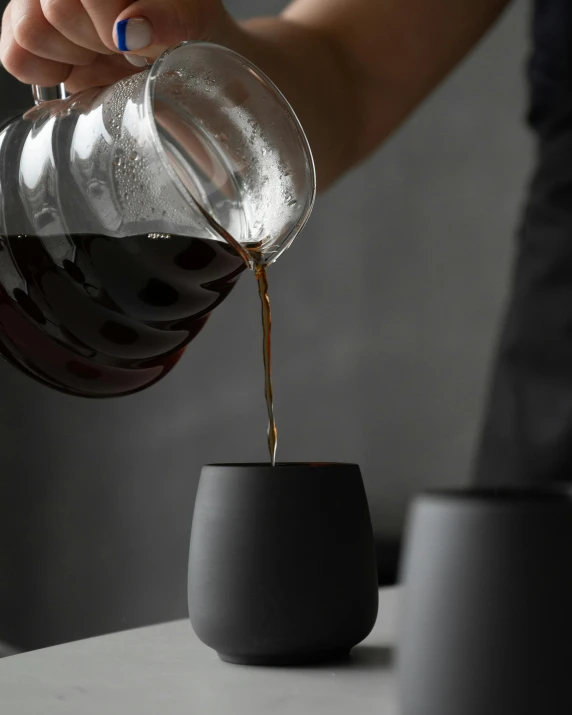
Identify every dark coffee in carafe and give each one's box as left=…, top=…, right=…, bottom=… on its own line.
left=0, top=233, right=245, bottom=397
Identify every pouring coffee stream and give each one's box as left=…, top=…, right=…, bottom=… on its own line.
left=192, top=198, right=277, bottom=466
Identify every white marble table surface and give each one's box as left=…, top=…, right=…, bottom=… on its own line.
left=0, top=588, right=399, bottom=714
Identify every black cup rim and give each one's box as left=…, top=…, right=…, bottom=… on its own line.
left=204, top=462, right=359, bottom=468
left=421, top=485, right=572, bottom=503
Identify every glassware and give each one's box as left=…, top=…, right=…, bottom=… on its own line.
left=0, top=42, right=315, bottom=397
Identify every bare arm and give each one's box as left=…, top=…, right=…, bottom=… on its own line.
left=225, top=0, right=511, bottom=188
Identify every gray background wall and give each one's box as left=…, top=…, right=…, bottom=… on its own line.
left=0, top=1, right=531, bottom=648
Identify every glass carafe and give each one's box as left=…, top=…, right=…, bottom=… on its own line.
left=0, top=42, right=315, bottom=397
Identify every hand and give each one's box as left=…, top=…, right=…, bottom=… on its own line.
left=0, top=0, right=233, bottom=93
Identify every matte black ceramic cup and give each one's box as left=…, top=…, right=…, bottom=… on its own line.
left=188, top=463, right=379, bottom=665
left=399, top=487, right=572, bottom=715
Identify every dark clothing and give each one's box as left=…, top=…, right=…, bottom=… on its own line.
left=474, top=0, right=572, bottom=484
left=528, top=0, right=572, bottom=134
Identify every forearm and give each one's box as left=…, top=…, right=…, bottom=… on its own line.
left=219, top=0, right=511, bottom=190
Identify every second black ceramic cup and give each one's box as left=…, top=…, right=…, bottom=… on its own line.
left=399, top=486, right=572, bottom=715
left=188, top=463, right=379, bottom=665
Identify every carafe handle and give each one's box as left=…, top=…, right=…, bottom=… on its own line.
left=32, top=84, right=67, bottom=105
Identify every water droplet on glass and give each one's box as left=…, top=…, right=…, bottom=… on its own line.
left=261, top=147, right=267, bottom=156
left=287, top=198, right=298, bottom=207
left=129, top=150, right=139, bottom=161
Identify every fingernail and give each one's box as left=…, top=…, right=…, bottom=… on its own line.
left=125, top=54, right=148, bottom=67
left=115, top=17, right=153, bottom=52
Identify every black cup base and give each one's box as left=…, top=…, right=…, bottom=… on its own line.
left=218, top=648, right=352, bottom=666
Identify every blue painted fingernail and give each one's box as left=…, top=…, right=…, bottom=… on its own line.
left=115, top=18, right=153, bottom=52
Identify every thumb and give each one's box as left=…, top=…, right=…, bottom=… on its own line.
left=113, top=0, right=228, bottom=61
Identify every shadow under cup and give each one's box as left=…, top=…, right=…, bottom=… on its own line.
left=187, top=463, right=379, bottom=665
left=399, top=487, right=572, bottom=715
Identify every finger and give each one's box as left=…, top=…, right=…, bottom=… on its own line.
left=1, top=3, right=72, bottom=84
left=0, top=3, right=13, bottom=57
left=64, top=51, right=136, bottom=93
left=40, top=0, right=114, bottom=55
left=112, top=0, right=222, bottom=58
left=79, top=0, right=131, bottom=52
left=1, top=16, right=71, bottom=84
left=11, top=0, right=96, bottom=65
